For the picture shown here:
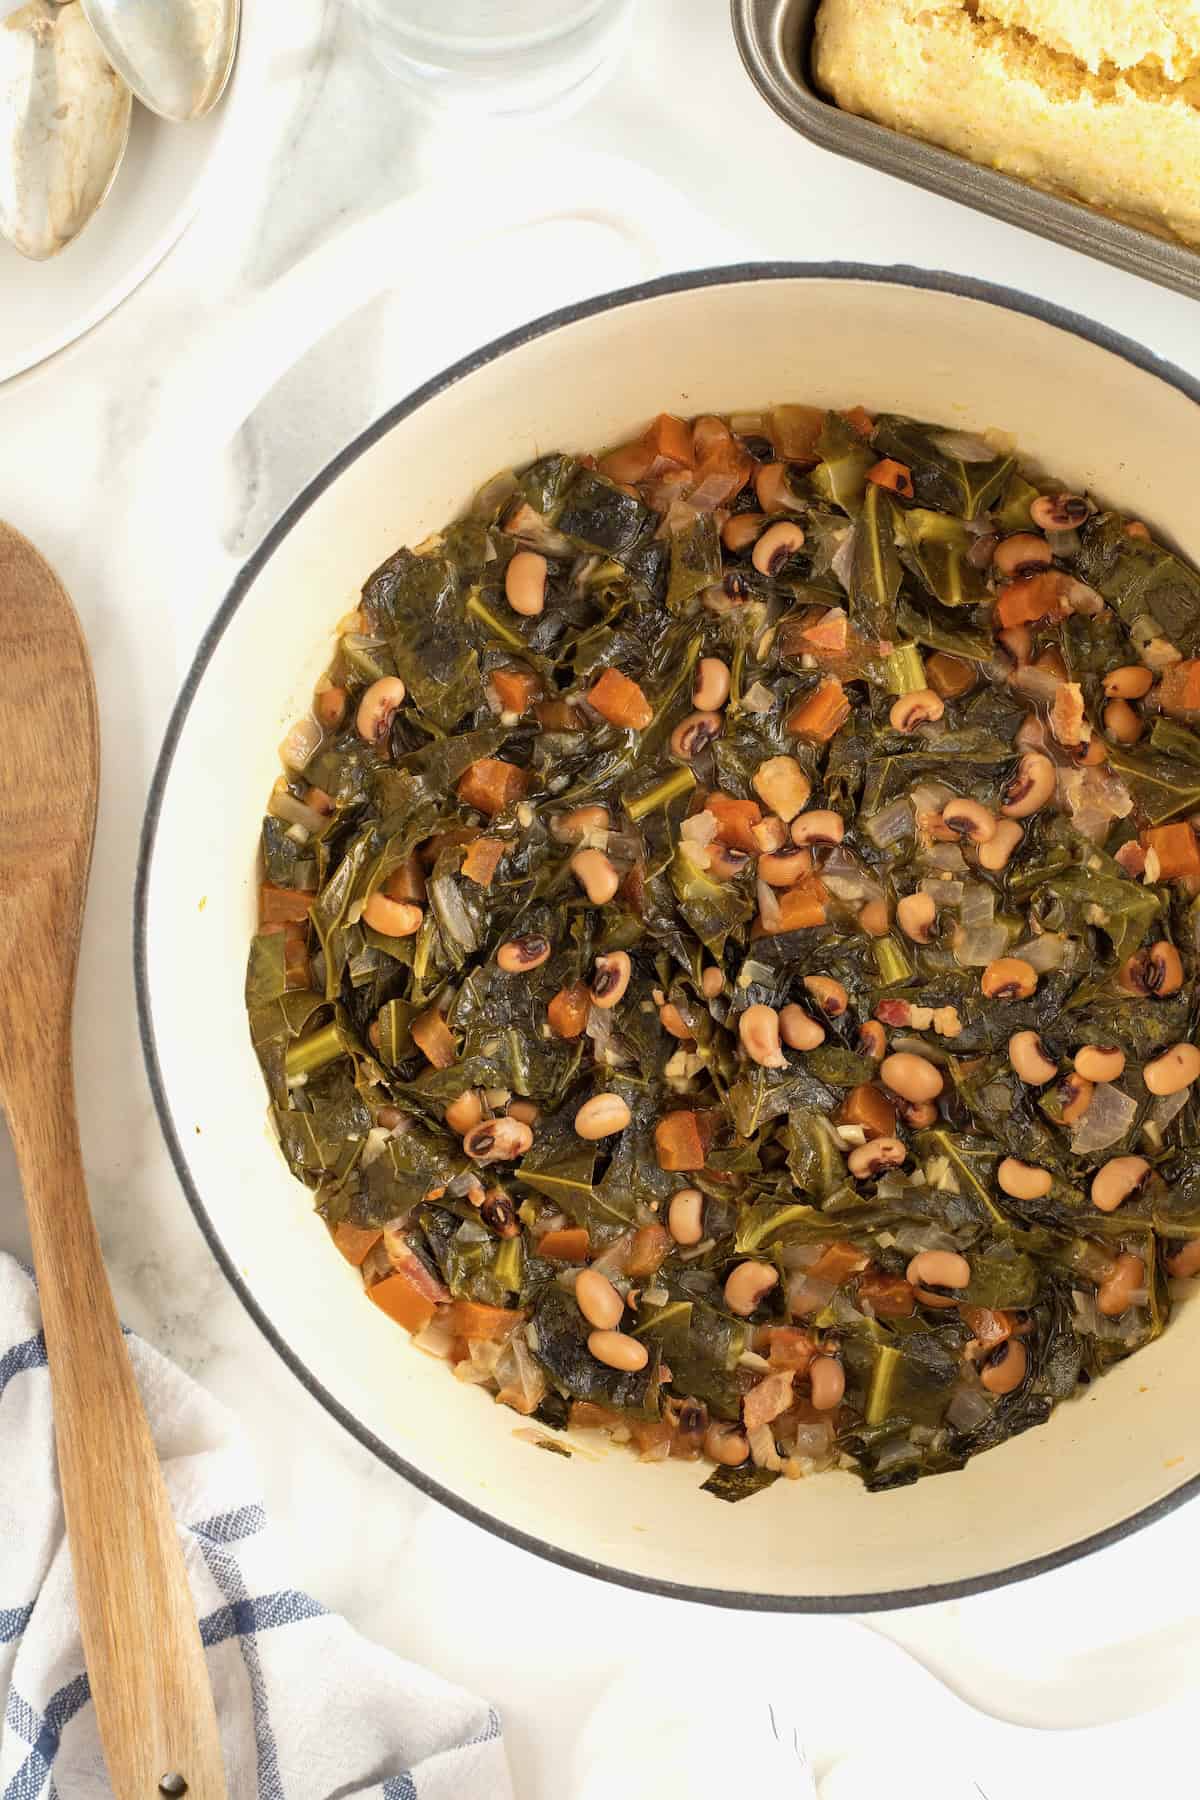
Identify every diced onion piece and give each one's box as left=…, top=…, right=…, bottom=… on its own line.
left=864, top=798, right=914, bottom=848
left=930, top=428, right=999, bottom=463
left=831, top=526, right=856, bottom=593
left=1011, top=664, right=1062, bottom=708
left=756, top=879, right=783, bottom=931
left=1070, top=1083, right=1138, bottom=1156
left=742, top=681, right=776, bottom=714
left=748, top=1423, right=784, bottom=1470
left=412, top=1318, right=459, bottom=1360
left=946, top=1382, right=994, bottom=1433
left=1045, top=527, right=1081, bottom=558
left=959, top=883, right=995, bottom=930
left=920, top=878, right=963, bottom=908
left=1150, top=1089, right=1190, bottom=1132
left=920, top=843, right=970, bottom=874
left=269, top=789, right=330, bottom=834
left=1011, top=932, right=1070, bottom=972
left=279, top=716, right=323, bottom=772
left=681, top=810, right=719, bottom=846
left=954, top=924, right=1010, bottom=966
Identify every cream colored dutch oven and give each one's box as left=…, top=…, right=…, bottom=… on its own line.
left=137, top=261, right=1200, bottom=1609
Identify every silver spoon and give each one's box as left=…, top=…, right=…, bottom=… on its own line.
left=80, top=0, right=239, bottom=122
left=0, top=0, right=130, bottom=261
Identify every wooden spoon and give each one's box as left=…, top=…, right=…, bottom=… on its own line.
left=0, top=523, right=227, bottom=1799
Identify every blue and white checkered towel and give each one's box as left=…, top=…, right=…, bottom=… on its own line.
left=0, top=1256, right=512, bottom=1800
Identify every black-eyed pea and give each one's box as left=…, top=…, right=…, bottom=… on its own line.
left=1103, top=698, right=1143, bottom=745
left=505, top=549, right=549, bottom=617
left=1008, top=1029, right=1057, bottom=1085
left=780, top=1004, right=825, bottom=1051
left=588, top=1329, right=648, bottom=1372
left=980, top=1338, right=1027, bottom=1395
left=752, top=754, right=812, bottom=821
left=889, top=688, right=945, bottom=732
left=1091, top=1155, right=1150, bottom=1213
left=1074, top=1044, right=1126, bottom=1083
left=997, top=1157, right=1052, bottom=1200
left=895, top=1096, right=938, bottom=1128
left=508, top=1098, right=540, bottom=1126
left=1030, top=493, right=1090, bottom=531
left=940, top=797, right=996, bottom=844
left=355, top=676, right=407, bottom=745
left=755, top=461, right=799, bottom=514
left=752, top=519, right=806, bottom=577
left=739, top=1004, right=787, bottom=1069
left=1097, top=1252, right=1147, bottom=1317
left=897, top=892, right=937, bottom=943
left=1000, top=752, right=1056, bottom=818
left=576, top=1269, right=625, bottom=1330
left=463, top=1117, right=534, bottom=1163
left=1143, top=1042, right=1200, bottom=1096
left=1167, top=1239, right=1200, bottom=1279
left=847, top=1137, right=907, bottom=1178
left=906, top=1250, right=970, bottom=1306
left=759, top=849, right=813, bottom=887
left=981, top=957, right=1037, bottom=1000
left=880, top=1052, right=944, bottom=1102
left=497, top=934, right=552, bottom=972
left=859, top=897, right=890, bottom=937
left=809, top=1355, right=846, bottom=1411
left=1103, top=665, right=1155, bottom=700
left=362, top=893, right=423, bottom=937
left=659, top=1002, right=695, bottom=1041
left=575, top=1094, right=632, bottom=1140
left=314, top=684, right=348, bottom=730
left=590, top=951, right=631, bottom=1008
left=705, top=1421, right=750, bottom=1465
left=1057, top=1073, right=1094, bottom=1124
left=752, top=816, right=789, bottom=854
left=976, top=818, right=1024, bottom=871
left=708, top=844, right=752, bottom=879
left=693, top=657, right=731, bottom=711
left=790, top=809, right=845, bottom=847
left=724, top=1260, right=780, bottom=1316
left=1118, top=942, right=1184, bottom=997
left=551, top=804, right=611, bottom=842
left=444, top=1089, right=484, bottom=1135
left=700, top=966, right=725, bottom=999
left=858, top=1020, right=887, bottom=1061
left=668, top=1188, right=705, bottom=1246
left=992, top=533, right=1052, bottom=577
left=803, top=975, right=848, bottom=1018
left=570, top=847, right=620, bottom=904
left=721, top=512, right=767, bottom=554
left=670, top=711, right=724, bottom=759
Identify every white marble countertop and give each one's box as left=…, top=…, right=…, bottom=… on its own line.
left=6, top=2, right=1200, bottom=1794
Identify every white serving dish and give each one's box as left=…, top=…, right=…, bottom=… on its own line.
left=138, top=266, right=1200, bottom=1608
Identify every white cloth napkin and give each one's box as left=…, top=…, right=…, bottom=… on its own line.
left=0, top=1254, right=513, bottom=1800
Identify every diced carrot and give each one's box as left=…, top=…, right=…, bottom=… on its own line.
left=420, top=826, right=478, bottom=867
left=857, top=1270, right=916, bottom=1318
left=927, top=651, right=977, bottom=699
left=367, top=1269, right=437, bottom=1334
left=491, top=666, right=542, bottom=715
left=993, top=570, right=1071, bottom=629
left=742, top=1370, right=796, bottom=1431
left=461, top=837, right=505, bottom=887
left=260, top=919, right=311, bottom=987
left=1144, top=821, right=1200, bottom=881
left=641, top=411, right=694, bottom=467
left=537, top=1227, right=591, bottom=1262
left=808, top=1241, right=870, bottom=1283
left=548, top=982, right=591, bottom=1039
left=259, top=883, right=314, bottom=924
left=786, top=677, right=850, bottom=744
left=533, top=698, right=583, bottom=731
left=770, top=404, right=825, bottom=462
left=765, top=877, right=828, bottom=933
left=384, top=854, right=427, bottom=904
left=457, top=757, right=531, bottom=816
left=412, top=1008, right=457, bottom=1069
left=1157, top=659, right=1200, bottom=719
left=654, top=1111, right=707, bottom=1171
left=597, top=442, right=655, bottom=484
left=840, top=405, right=875, bottom=439
left=836, top=1084, right=897, bottom=1140
left=800, top=608, right=849, bottom=654
left=628, top=1225, right=672, bottom=1278
left=587, top=667, right=653, bottom=729
left=569, top=1401, right=623, bottom=1432
left=440, top=1300, right=524, bottom=1342
left=705, top=791, right=763, bottom=852
left=630, top=1419, right=673, bottom=1460
left=766, top=1327, right=818, bottom=1372
left=331, top=1221, right=382, bottom=1267
left=867, top=458, right=914, bottom=497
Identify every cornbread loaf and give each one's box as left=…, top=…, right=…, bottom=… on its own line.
left=814, top=0, right=1200, bottom=248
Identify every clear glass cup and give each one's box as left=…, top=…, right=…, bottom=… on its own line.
left=351, top=0, right=636, bottom=115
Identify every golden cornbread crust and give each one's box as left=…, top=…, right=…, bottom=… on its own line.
left=813, top=0, right=1200, bottom=249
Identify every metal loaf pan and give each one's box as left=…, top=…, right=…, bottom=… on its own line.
left=732, top=0, right=1200, bottom=301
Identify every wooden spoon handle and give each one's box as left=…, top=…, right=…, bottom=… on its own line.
left=9, top=1044, right=227, bottom=1800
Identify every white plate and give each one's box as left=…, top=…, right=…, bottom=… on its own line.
left=0, top=8, right=241, bottom=383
